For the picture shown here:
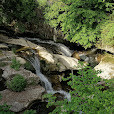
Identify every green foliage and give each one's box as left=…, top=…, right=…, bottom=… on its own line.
left=11, top=48, right=17, bottom=54
left=6, top=74, right=27, bottom=92
left=24, top=61, right=34, bottom=71
left=23, top=109, right=36, bottom=114
left=0, top=62, right=8, bottom=67
left=99, top=14, right=114, bottom=46
left=10, top=58, right=21, bottom=71
left=44, top=62, right=113, bottom=114
left=1, top=0, right=38, bottom=32
left=0, top=95, right=14, bottom=114
left=37, top=0, right=48, bottom=7
left=45, top=0, right=113, bottom=48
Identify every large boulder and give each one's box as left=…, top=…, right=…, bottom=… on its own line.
left=53, top=54, right=79, bottom=71
left=40, top=54, right=79, bottom=72
left=0, top=85, right=45, bottom=112
left=1, top=65, right=40, bottom=85
left=0, top=34, right=80, bottom=72
left=95, top=54, right=114, bottom=79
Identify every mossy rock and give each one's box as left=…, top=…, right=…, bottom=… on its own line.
left=102, top=54, right=114, bottom=64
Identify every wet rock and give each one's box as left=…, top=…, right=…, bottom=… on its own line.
left=38, top=49, right=54, bottom=63
left=95, top=54, right=114, bottom=79
left=49, top=75, right=62, bottom=90
left=40, top=54, right=80, bottom=72
left=0, top=85, right=45, bottom=112
left=53, top=54, right=79, bottom=71
left=0, top=44, right=8, bottom=48
left=0, top=34, right=44, bottom=50
left=0, top=34, right=81, bottom=72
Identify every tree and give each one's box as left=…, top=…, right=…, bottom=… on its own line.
left=99, top=13, right=114, bottom=47
left=0, top=0, right=38, bottom=32
left=45, top=0, right=113, bottom=48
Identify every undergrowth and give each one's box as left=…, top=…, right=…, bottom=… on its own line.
left=10, top=58, right=21, bottom=71
left=6, top=74, right=27, bottom=92
left=43, top=62, right=114, bottom=114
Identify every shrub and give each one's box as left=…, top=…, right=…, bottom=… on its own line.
left=44, top=62, right=113, bottom=114
left=23, top=109, right=36, bottom=114
left=10, top=58, right=21, bottom=71
left=24, top=61, right=34, bottom=71
left=6, top=74, right=27, bottom=92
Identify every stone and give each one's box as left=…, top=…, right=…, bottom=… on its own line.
left=96, top=42, right=114, bottom=54
left=38, top=49, right=54, bottom=63
left=1, top=65, right=40, bottom=85
left=16, top=57, right=26, bottom=64
left=0, top=85, right=45, bottom=112
left=0, top=51, right=17, bottom=61
left=0, top=34, right=81, bottom=72
left=0, top=44, right=8, bottom=48
left=53, top=54, right=79, bottom=71
left=0, top=34, right=44, bottom=50
left=95, top=54, right=114, bottom=79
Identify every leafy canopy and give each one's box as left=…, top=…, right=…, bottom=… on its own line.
left=45, top=0, right=113, bottom=48
left=99, top=13, right=114, bottom=47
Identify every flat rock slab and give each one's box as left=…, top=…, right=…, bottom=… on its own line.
left=0, top=34, right=44, bottom=50
left=1, top=65, right=40, bottom=85
left=0, top=85, right=45, bottom=112
left=0, top=44, right=8, bottom=48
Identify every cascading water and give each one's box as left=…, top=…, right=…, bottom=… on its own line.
left=27, top=53, right=71, bottom=101
left=22, top=37, right=73, bottom=57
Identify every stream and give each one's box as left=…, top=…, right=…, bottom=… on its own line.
left=0, top=35, right=108, bottom=114
left=20, top=37, right=73, bottom=57
left=27, top=51, right=71, bottom=101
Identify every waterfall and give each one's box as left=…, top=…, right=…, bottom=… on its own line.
left=27, top=53, right=71, bottom=101
left=22, top=37, right=73, bottom=57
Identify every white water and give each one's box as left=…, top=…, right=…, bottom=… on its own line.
left=28, top=54, right=71, bottom=101
left=23, top=37, right=73, bottom=57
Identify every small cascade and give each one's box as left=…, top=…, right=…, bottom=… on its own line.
left=22, top=37, right=73, bottom=57
left=27, top=53, right=71, bottom=101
